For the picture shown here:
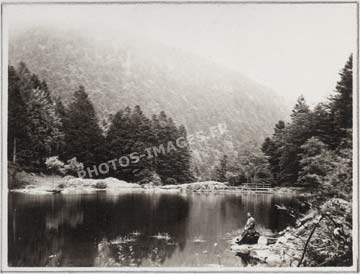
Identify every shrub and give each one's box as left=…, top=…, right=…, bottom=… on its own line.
left=57, top=183, right=66, bottom=189
left=94, top=181, right=107, bottom=189
left=135, top=169, right=162, bottom=186
left=45, top=156, right=65, bottom=175
left=63, top=157, right=84, bottom=177
left=151, top=172, right=162, bottom=186
left=165, top=177, right=177, bottom=185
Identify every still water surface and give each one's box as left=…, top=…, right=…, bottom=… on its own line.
left=8, top=191, right=301, bottom=267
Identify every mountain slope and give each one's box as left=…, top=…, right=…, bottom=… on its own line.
left=9, top=27, right=289, bottom=178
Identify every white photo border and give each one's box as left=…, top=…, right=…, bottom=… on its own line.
left=0, top=1, right=358, bottom=273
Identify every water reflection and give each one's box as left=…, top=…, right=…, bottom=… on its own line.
left=8, top=192, right=301, bottom=267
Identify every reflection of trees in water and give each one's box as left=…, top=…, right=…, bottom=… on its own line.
left=8, top=192, right=303, bottom=267
left=9, top=192, right=190, bottom=267
left=8, top=194, right=68, bottom=266
left=219, top=194, right=273, bottom=230
left=93, top=193, right=190, bottom=266
left=219, top=193, right=303, bottom=233
left=46, top=206, right=84, bottom=231
left=268, top=195, right=304, bottom=232
left=94, top=236, right=181, bottom=267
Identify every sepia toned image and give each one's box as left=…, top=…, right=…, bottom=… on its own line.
left=0, top=1, right=358, bottom=272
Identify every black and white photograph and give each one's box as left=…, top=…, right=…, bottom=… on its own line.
left=0, top=1, right=358, bottom=272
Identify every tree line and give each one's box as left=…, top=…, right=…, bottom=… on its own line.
left=214, top=55, right=352, bottom=198
left=261, top=55, right=352, bottom=196
left=8, top=62, right=193, bottom=185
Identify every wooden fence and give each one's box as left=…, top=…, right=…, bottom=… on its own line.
left=237, top=183, right=272, bottom=193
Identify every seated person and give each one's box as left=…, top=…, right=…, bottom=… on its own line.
left=236, top=212, right=258, bottom=245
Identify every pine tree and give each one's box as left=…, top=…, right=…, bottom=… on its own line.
left=152, top=111, right=179, bottom=183
left=214, top=155, right=228, bottom=182
left=291, top=95, right=310, bottom=119
left=328, top=54, right=353, bottom=148
left=26, top=87, right=64, bottom=167
left=310, top=103, right=335, bottom=148
left=174, top=125, right=193, bottom=183
left=130, top=105, right=154, bottom=180
left=54, top=97, right=68, bottom=159
left=8, top=63, right=64, bottom=170
left=16, top=62, right=34, bottom=101
left=8, top=65, right=29, bottom=165
left=261, top=120, right=286, bottom=183
left=279, top=96, right=312, bottom=183
left=64, top=86, right=104, bottom=170
left=106, top=109, right=129, bottom=179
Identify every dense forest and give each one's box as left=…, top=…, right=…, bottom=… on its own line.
left=8, top=54, right=353, bottom=192
left=8, top=62, right=193, bottom=185
left=214, top=55, right=353, bottom=197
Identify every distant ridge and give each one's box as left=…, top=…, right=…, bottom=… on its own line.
left=9, top=26, right=289, bottom=178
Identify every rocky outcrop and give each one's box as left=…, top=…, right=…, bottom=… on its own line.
left=236, top=230, right=260, bottom=245
left=231, top=198, right=352, bottom=267
left=146, top=181, right=228, bottom=192
left=179, top=181, right=228, bottom=192
left=231, top=235, right=301, bottom=267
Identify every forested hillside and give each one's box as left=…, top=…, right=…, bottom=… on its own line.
left=9, top=27, right=288, bottom=178
left=213, top=55, right=353, bottom=194
left=8, top=62, right=193, bottom=185
left=262, top=55, right=352, bottom=190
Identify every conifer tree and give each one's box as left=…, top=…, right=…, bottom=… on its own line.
left=54, top=97, right=68, bottom=158
left=8, top=63, right=64, bottom=170
left=152, top=111, right=179, bottom=183
left=261, top=120, right=286, bottom=182
left=310, top=103, right=335, bottom=148
left=26, top=87, right=64, bottom=167
left=106, top=107, right=143, bottom=181
left=214, top=155, right=228, bottom=182
left=130, top=105, right=154, bottom=179
left=174, top=125, right=193, bottom=183
left=64, top=86, right=104, bottom=170
left=279, top=96, right=312, bottom=183
left=8, top=65, right=29, bottom=165
left=329, top=54, right=353, bottom=148
left=106, top=109, right=129, bottom=179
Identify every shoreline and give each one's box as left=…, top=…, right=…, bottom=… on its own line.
left=9, top=173, right=308, bottom=196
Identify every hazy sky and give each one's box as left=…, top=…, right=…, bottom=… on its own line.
left=5, top=3, right=357, bottom=106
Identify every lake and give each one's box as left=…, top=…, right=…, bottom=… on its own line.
left=8, top=191, right=303, bottom=267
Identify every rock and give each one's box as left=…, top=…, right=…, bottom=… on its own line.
left=231, top=233, right=299, bottom=267
left=236, top=230, right=260, bottom=245
left=266, top=237, right=277, bottom=245
left=257, top=236, right=268, bottom=245
left=265, top=254, right=283, bottom=267
left=94, top=181, right=107, bottom=189
left=66, top=177, right=141, bottom=189
left=231, top=240, right=272, bottom=267
left=160, top=184, right=181, bottom=190
left=231, top=244, right=252, bottom=255
left=103, top=177, right=141, bottom=189
left=180, top=181, right=227, bottom=192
